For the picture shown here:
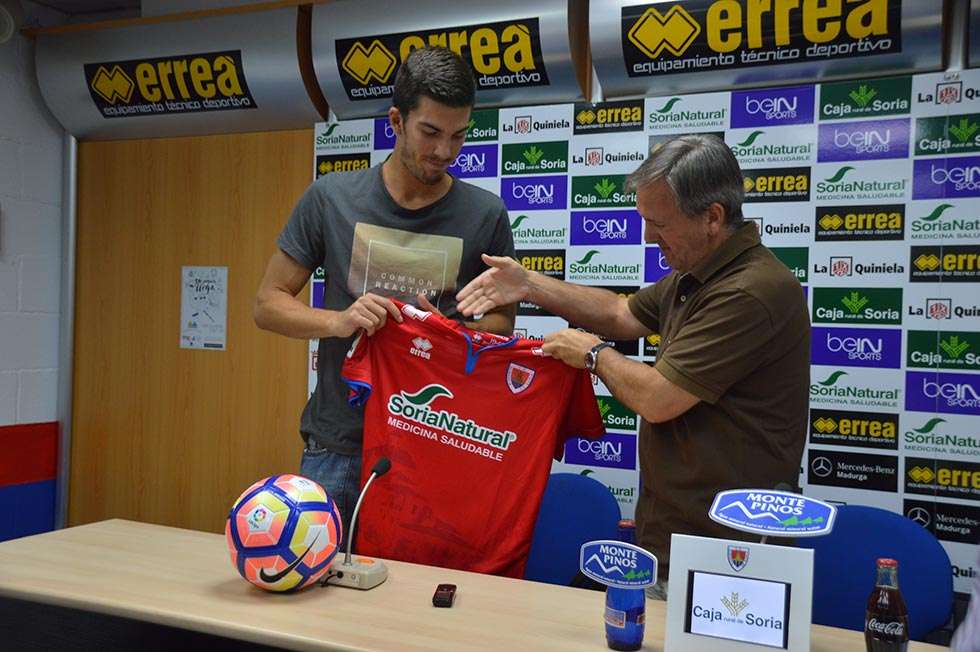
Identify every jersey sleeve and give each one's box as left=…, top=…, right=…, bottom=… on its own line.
left=554, top=368, right=606, bottom=458
left=340, top=331, right=373, bottom=407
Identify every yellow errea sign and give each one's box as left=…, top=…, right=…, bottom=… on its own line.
left=622, top=0, right=900, bottom=77
left=335, top=18, right=550, bottom=101
left=84, top=50, right=256, bottom=117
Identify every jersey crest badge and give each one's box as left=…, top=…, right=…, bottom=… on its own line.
left=506, top=363, right=535, bottom=394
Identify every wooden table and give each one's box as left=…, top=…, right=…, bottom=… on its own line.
left=0, top=520, right=945, bottom=651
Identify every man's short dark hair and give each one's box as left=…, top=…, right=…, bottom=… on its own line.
left=626, top=134, right=745, bottom=227
left=392, top=46, right=476, bottom=117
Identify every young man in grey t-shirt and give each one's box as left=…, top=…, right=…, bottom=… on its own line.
left=253, top=46, right=515, bottom=537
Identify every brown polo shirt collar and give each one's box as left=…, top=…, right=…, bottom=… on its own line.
left=687, top=222, right=761, bottom=285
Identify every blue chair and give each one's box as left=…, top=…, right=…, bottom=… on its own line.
left=797, top=504, right=953, bottom=641
left=525, top=472, right=622, bottom=586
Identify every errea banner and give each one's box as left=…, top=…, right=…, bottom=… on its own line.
left=742, top=167, right=811, bottom=203
left=909, top=245, right=980, bottom=283
left=84, top=51, right=256, bottom=117
left=905, top=457, right=980, bottom=501
left=574, top=100, right=645, bottom=134
left=315, top=153, right=370, bottom=178
left=814, top=204, right=905, bottom=241
left=334, top=18, right=549, bottom=102
left=809, top=407, right=898, bottom=450
left=621, top=0, right=901, bottom=78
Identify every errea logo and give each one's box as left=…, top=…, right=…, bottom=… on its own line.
left=627, top=5, right=700, bottom=59
left=342, top=40, right=398, bottom=85
left=410, top=337, right=432, bottom=360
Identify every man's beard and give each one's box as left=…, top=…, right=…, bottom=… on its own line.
left=400, top=148, right=444, bottom=186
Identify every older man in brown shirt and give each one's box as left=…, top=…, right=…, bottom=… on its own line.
left=456, top=134, right=810, bottom=598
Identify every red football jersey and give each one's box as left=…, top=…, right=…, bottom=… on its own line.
left=341, top=301, right=605, bottom=578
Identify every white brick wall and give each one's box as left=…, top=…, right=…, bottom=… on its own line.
left=0, top=23, right=66, bottom=427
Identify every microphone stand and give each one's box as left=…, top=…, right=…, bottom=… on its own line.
left=324, top=457, right=391, bottom=590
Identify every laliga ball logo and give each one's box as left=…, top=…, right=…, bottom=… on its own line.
left=225, top=474, right=343, bottom=592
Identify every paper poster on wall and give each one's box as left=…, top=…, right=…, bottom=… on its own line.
left=180, top=266, right=228, bottom=351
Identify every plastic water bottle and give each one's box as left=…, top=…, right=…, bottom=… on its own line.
left=605, top=519, right=645, bottom=651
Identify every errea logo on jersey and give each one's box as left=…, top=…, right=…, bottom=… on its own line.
left=410, top=337, right=432, bottom=360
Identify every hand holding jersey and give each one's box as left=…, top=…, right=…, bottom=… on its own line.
left=541, top=328, right=601, bottom=370
left=333, top=293, right=403, bottom=338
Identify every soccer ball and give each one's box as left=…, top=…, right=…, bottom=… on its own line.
left=225, top=474, right=343, bottom=592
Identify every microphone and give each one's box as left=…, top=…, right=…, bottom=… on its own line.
left=344, top=457, right=391, bottom=565
left=326, top=457, right=392, bottom=590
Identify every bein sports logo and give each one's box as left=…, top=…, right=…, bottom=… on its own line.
left=644, top=246, right=672, bottom=283
left=818, top=118, right=909, bottom=162
left=730, top=86, right=814, bottom=128
left=811, top=327, right=901, bottom=368
left=570, top=211, right=641, bottom=246
left=502, top=176, right=568, bottom=211
left=564, top=433, right=636, bottom=470
left=906, top=371, right=980, bottom=416
left=914, top=156, right=980, bottom=199
left=373, top=118, right=396, bottom=150
left=449, top=144, right=497, bottom=178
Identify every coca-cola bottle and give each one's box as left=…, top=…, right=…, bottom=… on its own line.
left=864, top=558, right=909, bottom=652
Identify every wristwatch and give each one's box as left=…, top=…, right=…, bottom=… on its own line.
left=585, top=341, right=615, bottom=372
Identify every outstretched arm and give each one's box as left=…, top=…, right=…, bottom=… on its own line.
left=456, top=254, right=650, bottom=340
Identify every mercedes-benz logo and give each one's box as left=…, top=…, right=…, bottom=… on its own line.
left=811, top=456, right=833, bottom=478
left=907, top=507, right=931, bottom=528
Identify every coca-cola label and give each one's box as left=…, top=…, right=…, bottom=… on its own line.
left=866, top=617, right=906, bottom=637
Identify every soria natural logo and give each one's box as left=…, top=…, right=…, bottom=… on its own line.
left=810, top=370, right=900, bottom=407
left=387, top=384, right=518, bottom=450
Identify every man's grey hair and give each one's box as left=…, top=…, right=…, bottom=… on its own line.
left=625, top=134, right=744, bottom=226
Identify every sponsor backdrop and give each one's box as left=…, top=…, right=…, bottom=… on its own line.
left=312, top=69, right=980, bottom=593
